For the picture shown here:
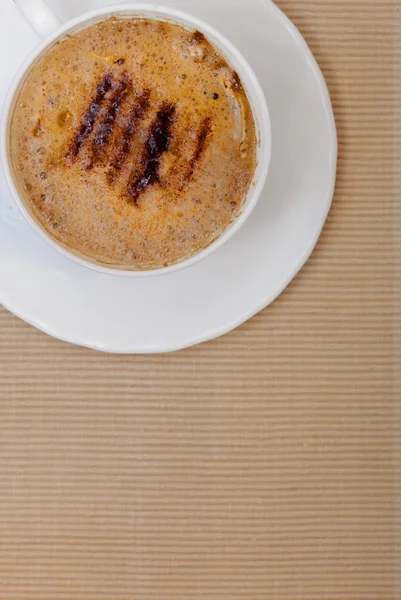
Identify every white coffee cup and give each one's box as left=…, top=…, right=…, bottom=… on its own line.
left=2, top=0, right=271, bottom=277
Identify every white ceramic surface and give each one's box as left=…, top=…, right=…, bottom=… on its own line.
left=0, top=0, right=337, bottom=353
left=3, top=3, right=271, bottom=277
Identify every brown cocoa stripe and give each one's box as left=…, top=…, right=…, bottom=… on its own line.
left=87, top=75, right=131, bottom=168
left=126, top=102, right=175, bottom=204
left=107, top=90, right=150, bottom=183
left=186, top=116, right=212, bottom=184
left=67, top=73, right=113, bottom=159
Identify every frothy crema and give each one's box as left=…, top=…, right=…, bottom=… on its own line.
left=11, top=17, right=258, bottom=269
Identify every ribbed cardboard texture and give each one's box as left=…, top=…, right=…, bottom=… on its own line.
left=0, top=1, right=400, bottom=598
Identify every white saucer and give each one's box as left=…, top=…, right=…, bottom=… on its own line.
left=0, top=0, right=337, bottom=354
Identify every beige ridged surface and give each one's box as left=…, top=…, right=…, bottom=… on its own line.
left=0, top=1, right=400, bottom=598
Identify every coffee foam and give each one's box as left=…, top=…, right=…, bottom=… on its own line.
left=11, top=17, right=257, bottom=269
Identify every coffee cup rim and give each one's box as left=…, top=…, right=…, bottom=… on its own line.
left=1, top=3, right=271, bottom=278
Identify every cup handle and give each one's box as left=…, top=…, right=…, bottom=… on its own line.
left=12, top=0, right=62, bottom=38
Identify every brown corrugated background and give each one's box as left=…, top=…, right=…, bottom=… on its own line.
left=0, top=0, right=400, bottom=598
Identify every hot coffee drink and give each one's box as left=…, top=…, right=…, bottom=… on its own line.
left=10, top=17, right=258, bottom=269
